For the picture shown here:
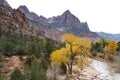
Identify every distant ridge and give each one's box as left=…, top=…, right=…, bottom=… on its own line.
left=18, top=6, right=100, bottom=39
left=97, top=32, right=120, bottom=41
left=1, top=0, right=119, bottom=41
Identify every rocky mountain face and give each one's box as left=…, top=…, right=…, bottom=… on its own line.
left=18, top=6, right=48, bottom=25
left=0, top=5, right=40, bottom=38
left=48, top=10, right=81, bottom=28
left=28, top=21, right=63, bottom=40
left=18, top=6, right=41, bottom=23
left=0, top=0, right=10, bottom=7
left=48, top=10, right=90, bottom=32
left=47, top=10, right=94, bottom=37
left=18, top=6, right=100, bottom=38
left=18, top=6, right=63, bottom=40
left=97, top=32, right=120, bottom=41
left=1, top=0, right=100, bottom=40
left=0, top=3, right=63, bottom=40
left=47, top=10, right=101, bottom=39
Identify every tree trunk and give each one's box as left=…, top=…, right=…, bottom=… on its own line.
left=68, top=62, right=73, bottom=74
left=70, top=63, right=72, bottom=74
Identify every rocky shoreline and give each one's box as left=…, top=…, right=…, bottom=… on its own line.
left=57, top=65, right=110, bottom=80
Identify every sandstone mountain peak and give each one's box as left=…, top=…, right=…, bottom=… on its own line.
left=18, top=5, right=29, bottom=13
left=18, top=5, right=41, bottom=23
left=0, top=5, right=36, bottom=38
left=63, top=10, right=71, bottom=15
left=0, top=5, right=63, bottom=40
left=47, top=10, right=92, bottom=36
left=18, top=6, right=100, bottom=38
left=61, top=10, right=79, bottom=22
left=0, top=0, right=11, bottom=7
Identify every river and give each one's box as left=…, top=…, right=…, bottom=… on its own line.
left=90, top=59, right=120, bottom=80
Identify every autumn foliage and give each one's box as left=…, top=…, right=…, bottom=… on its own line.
left=107, top=40, right=118, bottom=58
left=50, top=34, right=91, bottom=74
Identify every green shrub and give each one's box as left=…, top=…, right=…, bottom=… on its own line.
left=10, top=67, right=24, bottom=80
left=91, top=50, right=97, bottom=57
left=25, top=54, right=35, bottom=65
left=19, top=56, right=24, bottom=61
left=24, top=57, right=47, bottom=80
left=60, top=62, right=67, bottom=74
left=2, top=42, right=15, bottom=56
left=15, top=45, right=26, bottom=55
left=40, top=58, right=48, bottom=70
left=0, top=63, right=4, bottom=68
left=25, top=41, right=41, bottom=57
left=0, top=73, right=6, bottom=80
left=117, top=42, right=120, bottom=51
left=0, top=53, right=3, bottom=62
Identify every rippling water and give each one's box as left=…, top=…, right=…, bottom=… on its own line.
left=90, top=59, right=120, bottom=80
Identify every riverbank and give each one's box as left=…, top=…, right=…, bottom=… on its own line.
left=56, top=54, right=120, bottom=80
left=47, top=65, right=101, bottom=80
left=1, top=55, right=120, bottom=80
left=92, top=52, right=120, bottom=73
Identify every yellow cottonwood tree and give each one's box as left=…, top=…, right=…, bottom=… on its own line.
left=107, top=40, right=118, bottom=58
left=50, top=34, right=91, bottom=74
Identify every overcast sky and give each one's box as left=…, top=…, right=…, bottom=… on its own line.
left=6, top=0, right=120, bottom=34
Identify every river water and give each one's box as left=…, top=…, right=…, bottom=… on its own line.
left=90, top=59, right=120, bottom=80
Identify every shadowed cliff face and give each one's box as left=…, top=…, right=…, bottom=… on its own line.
left=18, top=5, right=40, bottom=23
left=48, top=10, right=82, bottom=29
left=48, top=10, right=91, bottom=36
left=18, top=6, right=63, bottom=40
left=0, top=0, right=101, bottom=40
left=0, top=0, right=63, bottom=40
left=0, top=5, right=63, bottom=40
left=18, top=6, right=48, bottom=24
left=18, top=6, right=100, bottom=38
left=0, top=0, right=10, bottom=7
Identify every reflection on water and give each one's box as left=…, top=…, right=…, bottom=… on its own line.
left=90, top=59, right=120, bottom=80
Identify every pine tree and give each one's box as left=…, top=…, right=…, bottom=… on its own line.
left=10, top=67, right=24, bottom=80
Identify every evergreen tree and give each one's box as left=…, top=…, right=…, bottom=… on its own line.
left=10, top=67, right=24, bottom=80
